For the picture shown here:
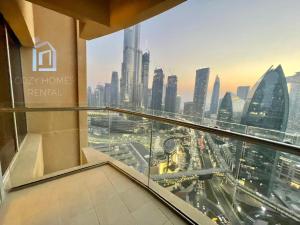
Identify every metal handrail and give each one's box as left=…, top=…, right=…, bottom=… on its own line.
left=0, top=106, right=299, bottom=156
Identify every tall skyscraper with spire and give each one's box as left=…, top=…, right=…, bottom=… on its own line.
left=120, top=24, right=142, bottom=108
left=164, top=75, right=178, bottom=113
left=209, top=75, right=220, bottom=115
left=193, top=68, right=210, bottom=118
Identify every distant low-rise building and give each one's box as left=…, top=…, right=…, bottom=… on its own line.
left=183, top=102, right=195, bottom=116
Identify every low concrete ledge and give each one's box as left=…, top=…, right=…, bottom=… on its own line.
left=82, top=147, right=110, bottom=163
left=6, top=134, right=44, bottom=188
left=82, top=147, right=215, bottom=225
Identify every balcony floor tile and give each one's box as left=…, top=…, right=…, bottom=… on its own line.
left=0, top=165, right=188, bottom=225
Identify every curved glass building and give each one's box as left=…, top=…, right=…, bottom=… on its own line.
left=238, top=65, right=289, bottom=196
left=241, top=65, right=289, bottom=131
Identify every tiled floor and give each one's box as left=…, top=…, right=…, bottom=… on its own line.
left=0, top=165, right=189, bottom=225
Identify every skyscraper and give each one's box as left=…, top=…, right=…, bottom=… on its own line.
left=209, top=75, right=220, bottom=115
left=164, top=75, right=177, bottom=113
left=120, top=24, right=142, bottom=108
left=217, top=92, right=245, bottom=126
left=241, top=65, right=289, bottom=131
left=104, top=83, right=111, bottom=106
left=286, top=72, right=300, bottom=133
left=216, top=92, right=245, bottom=171
left=88, top=86, right=93, bottom=107
left=237, top=86, right=250, bottom=100
left=147, top=88, right=152, bottom=108
left=110, top=71, right=119, bottom=107
left=239, top=65, right=289, bottom=196
left=161, top=85, right=166, bottom=110
left=193, top=68, right=209, bottom=118
left=95, top=84, right=104, bottom=107
left=175, top=95, right=181, bottom=113
left=141, top=52, right=150, bottom=108
left=151, top=68, right=164, bottom=111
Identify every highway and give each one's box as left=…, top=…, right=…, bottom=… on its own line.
left=200, top=143, right=242, bottom=225
left=151, top=168, right=227, bottom=181
left=188, top=129, right=232, bottom=225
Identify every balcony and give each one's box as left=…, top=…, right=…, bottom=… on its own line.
left=0, top=159, right=193, bottom=225
left=0, top=107, right=299, bottom=225
left=1, top=0, right=299, bottom=225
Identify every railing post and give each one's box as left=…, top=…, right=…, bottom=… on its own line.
left=147, top=120, right=154, bottom=187
left=232, top=126, right=248, bottom=208
left=108, top=109, right=111, bottom=151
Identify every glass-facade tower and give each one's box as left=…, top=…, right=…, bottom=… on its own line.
left=193, top=68, right=209, bottom=119
left=286, top=73, right=300, bottom=133
left=110, top=71, right=119, bottom=107
left=239, top=65, right=289, bottom=196
left=164, top=75, right=177, bottom=113
left=141, top=52, right=150, bottom=108
left=209, top=75, right=220, bottom=115
left=151, top=69, right=164, bottom=111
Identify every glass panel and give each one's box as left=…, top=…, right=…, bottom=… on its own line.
left=149, top=120, right=234, bottom=223
left=1, top=108, right=299, bottom=225
left=1, top=110, right=88, bottom=187
left=88, top=110, right=110, bottom=152
left=88, top=110, right=152, bottom=175
left=3, top=109, right=153, bottom=188
left=0, top=16, right=16, bottom=174
left=7, top=23, right=27, bottom=145
left=0, top=112, right=16, bottom=175
left=149, top=119, right=300, bottom=225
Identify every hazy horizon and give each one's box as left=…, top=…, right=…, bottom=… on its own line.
left=87, top=0, right=300, bottom=105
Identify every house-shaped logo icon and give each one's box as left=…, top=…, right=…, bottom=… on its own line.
left=32, top=41, right=57, bottom=72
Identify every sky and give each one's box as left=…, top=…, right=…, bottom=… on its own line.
left=87, top=0, right=300, bottom=105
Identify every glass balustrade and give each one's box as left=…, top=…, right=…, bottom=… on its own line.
left=0, top=108, right=299, bottom=225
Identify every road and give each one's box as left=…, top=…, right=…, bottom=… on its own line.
left=189, top=130, right=233, bottom=225
left=201, top=138, right=242, bottom=225
left=151, top=168, right=227, bottom=181
left=129, top=142, right=149, bottom=173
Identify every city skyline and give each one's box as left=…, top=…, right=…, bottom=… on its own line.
left=87, top=0, right=300, bottom=104
left=85, top=7, right=300, bottom=223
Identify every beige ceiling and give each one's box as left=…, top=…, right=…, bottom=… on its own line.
left=26, top=0, right=185, bottom=39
